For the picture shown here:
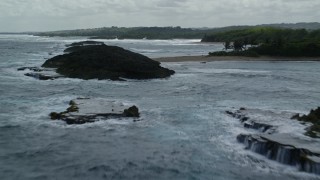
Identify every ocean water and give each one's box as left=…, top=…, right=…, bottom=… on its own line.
left=0, top=35, right=320, bottom=180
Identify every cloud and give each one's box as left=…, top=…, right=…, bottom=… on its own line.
left=156, top=0, right=187, bottom=8
left=0, top=0, right=319, bottom=31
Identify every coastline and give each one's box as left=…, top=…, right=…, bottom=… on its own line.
left=153, top=55, right=320, bottom=62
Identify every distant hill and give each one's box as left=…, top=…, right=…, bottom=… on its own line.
left=30, top=22, right=320, bottom=39
left=33, top=26, right=208, bottom=39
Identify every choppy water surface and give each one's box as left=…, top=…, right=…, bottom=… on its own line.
left=0, top=35, right=320, bottom=180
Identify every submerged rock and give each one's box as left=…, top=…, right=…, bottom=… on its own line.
left=18, top=66, right=63, bottom=80
left=17, top=67, right=43, bottom=72
left=42, top=42, right=175, bottom=81
left=50, top=98, right=140, bottom=124
left=24, top=73, right=62, bottom=80
left=237, top=133, right=320, bottom=175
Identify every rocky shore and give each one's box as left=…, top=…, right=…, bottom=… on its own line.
left=226, top=108, right=320, bottom=175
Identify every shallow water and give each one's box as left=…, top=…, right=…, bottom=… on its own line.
left=0, top=35, right=320, bottom=180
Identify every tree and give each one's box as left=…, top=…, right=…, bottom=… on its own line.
left=233, top=40, right=244, bottom=51
left=224, top=41, right=232, bottom=50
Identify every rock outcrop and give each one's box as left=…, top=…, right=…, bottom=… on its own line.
left=226, top=107, right=320, bottom=175
left=42, top=41, right=175, bottom=81
left=237, top=134, right=320, bottom=175
left=50, top=98, right=140, bottom=125
left=291, top=107, right=320, bottom=138
left=225, top=109, right=276, bottom=133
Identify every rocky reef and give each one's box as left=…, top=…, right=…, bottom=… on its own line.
left=226, top=107, right=320, bottom=175
left=237, top=133, right=320, bottom=175
left=42, top=41, right=175, bottom=81
left=225, top=109, right=276, bottom=133
left=50, top=98, right=140, bottom=125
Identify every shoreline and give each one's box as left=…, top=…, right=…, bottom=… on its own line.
left=153, top=55, right=320, bottom=62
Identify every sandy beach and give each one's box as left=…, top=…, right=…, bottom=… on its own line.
left=154, top=55, right=320, bottom=62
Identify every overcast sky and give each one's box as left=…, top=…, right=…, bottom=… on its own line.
left=0, top=0, right=319, bottom=32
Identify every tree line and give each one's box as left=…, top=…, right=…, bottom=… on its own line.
left=204, top=27, right=320, bottom=57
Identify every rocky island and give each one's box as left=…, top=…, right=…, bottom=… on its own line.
left=41, top=41, right=175, bottom=81
left=50, top=98, right=140, bottom=124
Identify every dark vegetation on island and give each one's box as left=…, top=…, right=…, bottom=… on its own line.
left=31, top=22, right=320, bottom=40
left=203, top=27, right=320, bottom=57
left=42, top=41, right=175, bottom=81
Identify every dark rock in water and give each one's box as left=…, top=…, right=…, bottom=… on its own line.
left=291, top=107, right=320, bottom=138
left=50, top=98, right=140, bottom=124
left=243, top=121, right=273, bottom=133
left=123, top=106, right=140, bottom=117
left=18, top=66, right=64, bottom=80
left=237, top=133, right=320, bottom=175
left=25, top=73, right=59, bottom=80
left=292, top=107, right=320, bottom=123
left=49, top=112, right=64, bottom=120
left=66, top=41, right=104, bottom=47
left=17, top=67, right=43, bottom=72
left=306, top=125, right=320, bottom=139
left=291, top=113, right=300, bottom=120
left=225, top=109, right=276, bottom=133
left=42, top=43, right=175, bottom=81
left=225, top=110, right=234, bottom=116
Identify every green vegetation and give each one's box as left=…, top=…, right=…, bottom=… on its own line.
left=204, top=27, right=320, bottom=57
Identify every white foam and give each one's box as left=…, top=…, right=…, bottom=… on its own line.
left=189, top=67, right=271, bottom=74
